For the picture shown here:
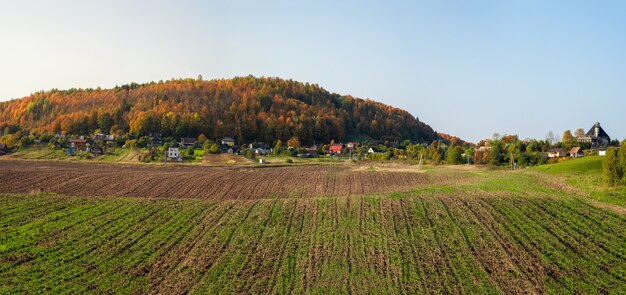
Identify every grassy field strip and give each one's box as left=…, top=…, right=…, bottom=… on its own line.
left=265, top=200, right=306, bottom=294
left=246, top=200, right=299, bottom=293
left=1, top=189, right=626, bottom=293
left=44, top=204, right=163, bottom=293
left=85, top=202, right=204, bottom=289
left=483, top=196, right=578, bottom=291
left=440, top=195, right=536, bottom=293
left=146, top=201, right=232, bottom=292
left=3, top=203, right=139, bottom=288
left=0, top=197, right=72, bottom=230
left=185, top=200, right=262, bottom=293
left=460, top=197, right=547, bottom=292
left=522, top=199, right=626, bottom=288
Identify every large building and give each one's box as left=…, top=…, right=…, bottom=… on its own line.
left=577, top=122, right=610, bottom=147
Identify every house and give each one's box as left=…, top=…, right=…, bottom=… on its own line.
left=577, top=122, right=611, bottom=147
left=598, top=148, right=608, bottom=156
left=167, top=148, right=181, bottom=162
left=367, top=147, right=379, bottom=154
left=254, top=147, right=271, bottom=155
left=92, top=133, right=114, bottom=154
left=93, top=133, right=112, bottom=142
left=306, top=146, right=319, bottom=157
left=346, top=142, right=358, bottom=149
left=180, top=137, right=196, bottom=149
left=570, top=147, right=584, bottom=158
left=249, top=142, right=267, bottom=149
left=149, top=132, right=162, bottom=146
left=221, top=137, right=236, bottom=147
left=547, top=148, right=567, bottom=158
left=477, top=146, right=491, bottom=152
left=249, top=142, right=269, bottom=155
left=328, top=144, right=343, bottom=155
left=69, top=139, right=88, bottom=151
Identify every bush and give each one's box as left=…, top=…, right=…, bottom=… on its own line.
left=205, top=143, right=220, bottom=154
left=286, top=158, right=293, bottom=163
left=136, top=136, right=151, bottom=148
left=185, top=147, right=195, bottom=157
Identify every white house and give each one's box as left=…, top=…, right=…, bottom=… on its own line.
left=167, top=148, right=181, bottom=162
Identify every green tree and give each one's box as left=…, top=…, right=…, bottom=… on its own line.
left=98, top=112, right=113, bottom=134
left=446, top=146, right=463, bottom=165
left=197, top=133, right=208, bottom=145
left=620, top=143, right=626, bottom=182
left=489, top=140, right=503, bottom=166
left=603, top=149, right=622, bottom=186
left=245, top=148, right=256, bottom=159
left=273, top=139, right=283, bottom=155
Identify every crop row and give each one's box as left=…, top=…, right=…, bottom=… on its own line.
left=1, top=192, right=625, bottom=294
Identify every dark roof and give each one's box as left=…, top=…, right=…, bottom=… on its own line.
left=180, top=137, right=196, bottom=144
left=222, top=137, right=235, bottom=142
left=69, top=139, right=87, bottom=143
left=585, top=122, right=610, bottom=139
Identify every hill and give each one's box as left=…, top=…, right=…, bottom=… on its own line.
left=533, top=156, right=626, bottom=207
left=0, top=76, right=439, bottom=145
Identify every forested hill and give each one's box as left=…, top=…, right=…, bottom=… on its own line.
left=0, top=76, right=439, bottom=145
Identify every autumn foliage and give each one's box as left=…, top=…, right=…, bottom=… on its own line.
left=0, top=76, right=437, bottom=145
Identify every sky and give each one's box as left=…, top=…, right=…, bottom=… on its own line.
left=0, top=0, right=625, bottom=142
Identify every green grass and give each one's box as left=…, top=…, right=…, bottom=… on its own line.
left=532, top=156, right=626, bottom=207
left=3, top=146, right=72, bottom=160
left=2, top=167, right=626, bottom=294
left=533, top=156, right=603, bottom=174
left=99, top=148, right=132, bottom=162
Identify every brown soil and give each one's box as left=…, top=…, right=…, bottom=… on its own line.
left=0, top=160, right=464, bottom=200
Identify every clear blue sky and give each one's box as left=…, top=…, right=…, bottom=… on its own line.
left=1, top=0, right=625, bottom=142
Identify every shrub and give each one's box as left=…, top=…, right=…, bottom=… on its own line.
left=185, top=147, right=195, bottom=157
left=205, top=143, right=220, bottom=154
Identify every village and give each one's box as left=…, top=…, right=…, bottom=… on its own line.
left=0, top=121, right=620, bottom=167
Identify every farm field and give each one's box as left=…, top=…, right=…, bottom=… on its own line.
left=0, top=160, right=463, bottom=200
left=0, top=159, right=625, bottom=294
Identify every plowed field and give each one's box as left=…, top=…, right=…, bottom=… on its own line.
left=0, top=160, right=461, bottom=200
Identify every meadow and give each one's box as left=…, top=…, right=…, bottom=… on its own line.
left=1, top=158, right=625, bottom=294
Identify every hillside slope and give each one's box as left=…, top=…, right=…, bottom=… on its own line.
left=533, top=156, right=626, bottom=207
left=0, top=76, right=438, bottom=145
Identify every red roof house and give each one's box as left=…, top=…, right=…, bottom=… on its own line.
left=328, top=144, right=343, bottom=155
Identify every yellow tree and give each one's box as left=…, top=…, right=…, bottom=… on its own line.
left=562, top=130, right=575, bottom=149
left=287, top=136, right=300, bottom=148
